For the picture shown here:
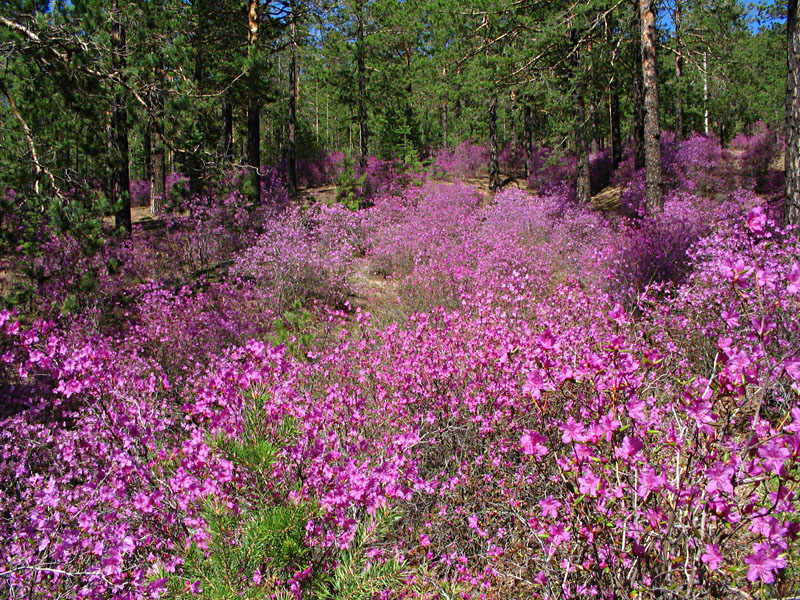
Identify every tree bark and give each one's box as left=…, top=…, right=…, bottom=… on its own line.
left=632, top=1, right=645, bottom=171
left=246, top=0, right=261, bottom=203
left=221, top=94, right=233, bottom=160
left=111, top=0, right=131, bottom=234
left=524, top=100, right=533, bottom=179
left=442, top=102, right=448, bottom=147
left=143, top=123, right=152, bottom=182
left=703, top=51, right=709, bottom=135
left=674, top=0, right=684, bottom=139
left=609, top=91, right=622, bottom=172
left=640, top=0, right=662, bottom=211
left=571, top=30, right=590, bottom=204
left=288, top=12, right=298, bottom=196
left=605, top=13, right=621, bottom=172
left=246, top=98, right=261, bottom=203
left=589, top=98, right=600, bottom=154
left=488, top=96, right=500, bottom=190
left=786, top=0, right=800, bottom=225
left=150, top=92, right=167, bottom=215
left=150, top=122, right=166, bottom=215
left=149, top=65, right=166, bottom=215
left=356, top=1, right=369, bottom=170
left=574, top=84, right=591, bottom=203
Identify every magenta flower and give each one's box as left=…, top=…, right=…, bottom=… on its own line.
left=746, top=205, right=766, bottom=234
left=785, top=358, right=800, bottom=385
left=785, top=407, right=800, bottom=433
left=637, top=467, right=665, bottom=498
left=745, top=543, right=786, bottom=584
left=578, top=468, right=601, bottom=497
left=788, top=262, right=800, bottom=294
left=701, top=544, right=723, bottom=571
left=560, top=417, right=587, bottom=444
left=757, top=440, right=791, bottom=475
left=615, top=435, right=643, bottom=460
left=540, top=496, right=561, bottom=518
left=520, top=431, right=548, bottom=458
left=704, top=463, right=734, bottom=496
left=607, top=302, right=628, bottom=326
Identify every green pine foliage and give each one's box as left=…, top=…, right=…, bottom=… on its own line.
left=313, top=507, right=408, bottom=600
left=165, top=499, right=314, bottom=600
left=335, top=158, right=370, bottom=210
left=268, top=300, right=317, bottom=361
left=159, top=393, right=407, bottom=599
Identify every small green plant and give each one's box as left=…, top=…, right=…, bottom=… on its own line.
left=161, top=391, right=407, bottom=599
left=335, top=158, right=368, bottom=211
left=267, top=299, right=315, bottom=360
left=164, top=394, right=313, bottom=599
left=314, top=507, right=408, bottom=600
left=165, top=497, right=315, bottom=599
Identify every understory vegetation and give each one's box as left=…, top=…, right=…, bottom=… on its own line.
left=1, top=128, right=799, bottom=600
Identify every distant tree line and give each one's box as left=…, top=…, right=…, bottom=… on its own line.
left=0, top=0, right=795, bottom=229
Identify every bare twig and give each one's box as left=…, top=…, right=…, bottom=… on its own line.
left=0, top=78, right=65, bottom=201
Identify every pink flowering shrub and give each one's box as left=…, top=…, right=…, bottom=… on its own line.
left=280, top=151, right=346, bottom=188
left=430, top=142, right=489, bottom=179
left=526, top=146, right=575, bottom=196
left=618, top=133, right=741, bottom=215
left=298, top=152, right=345, bottom=188
left=499, top=142, right=527, bottom=176
left=130, top=178, right=151, bottom=206
left=730, top=122, right=781, bottom=191
left=2, top=150, right=800, bottom=600
left=231, top=203, right=362, bottom=311
left=606, top=190, right=742, bottom=301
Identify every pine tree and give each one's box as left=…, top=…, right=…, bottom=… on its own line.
left=787, top=0, right=800, bottom=225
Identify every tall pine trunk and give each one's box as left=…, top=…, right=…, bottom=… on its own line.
left=787, top=0, right=800, bottom=225
left=150, top=128, right=165, bottom=215
left=488, top=96, right=500, bottom=190
left=288, top=13, right=298, bottom=196
left=246, top=0, right=261, bottom=204
left=111, top=0, right=131, bottom=234
left=356, top=2, right=369, bottom=170
left=247, top=98, right=261, bottom=203
left=703, top=51, right=709, bottom=135
left=589, top=98, right=600, bottom=154
left=606, top=13, right=621, bottom=172
left=632, top=2, right=645, bottom=171
left=149, top=66, right=166, bottom=215
left=442, top=103, right=448, bottom=147
left=524, top=100, right=533, bottom=179
left=143, top=124, right=152, bottom=182
left=574, top=85, right=591, bottom=203
left=674, top=0, right=684, bottom=139
left=221, top=94, right=233, bottom=160
left=571, top=30, right=590, bottom=204
left=640, top=0, right=662, bottom=211
left=609, top=92, right=621, bottom=172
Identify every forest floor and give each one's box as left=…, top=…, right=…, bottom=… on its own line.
left=300, top=174, right=619, bottom=324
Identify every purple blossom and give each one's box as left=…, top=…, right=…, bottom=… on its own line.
left=745, top=543, right=787, bottom=584
left=702, top=544, right=723, bottom=571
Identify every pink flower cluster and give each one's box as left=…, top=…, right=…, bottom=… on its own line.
left=1, top=130, right=799, bottom=599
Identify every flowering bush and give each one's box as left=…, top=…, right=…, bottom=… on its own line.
left=499, top=142, right=527, bottom=176
left=297, top=151, right=346, bottom=188
left=730, top=122, right=781, bottom=191
left=430, top=142, right=489, bottom=179
left=2, top=144, right=799, bottom=600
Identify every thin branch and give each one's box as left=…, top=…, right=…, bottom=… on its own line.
left=0, top=78, right=65, bottom=201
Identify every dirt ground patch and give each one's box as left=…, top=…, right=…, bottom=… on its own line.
left=592, top=185, right=623, bottom=212
left=347, top=259, right=406, bottom=327
left=771, top=151, right=785, bottom=172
